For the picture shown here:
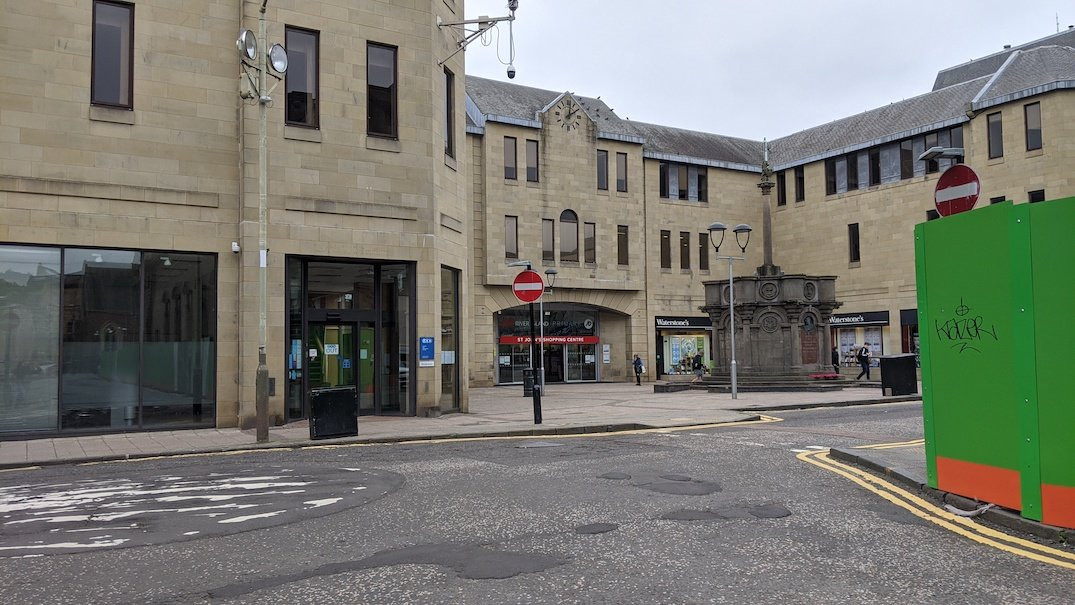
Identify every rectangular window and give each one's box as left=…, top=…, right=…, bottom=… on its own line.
left=696, top=168, right=707, bottom=202
left=440, top=266, right=460, bottom=410
left=542, top=219, right=554, bottom=261
left=794, top=166, right=805, bottom=202
left=825, top=158, right=837, bottom=195
left=677, top=165, right=689, bottom=200
left=504, top=137, right=517, bottom=180
left=617, top=225, right=629, bottom=265
left=679, top=232, right=691, bottom=270
left=285, top=26, right=319, bottom=128
left=848, top=223, right=860, bottom=263
left=367, top=43, right=397, bottom=137
left=868, top=148, right=881, bottom=185
left=659, top=163, right=669, bottom=198
left=584, top=222, right=596, bottom=264
left=900, top=140, right=914, bottom=179
left=776, top=171, right=787, bottom=206
left=616, top=152, right=628, bottom=192
left=526, top=139, right=539, bottom=182
left=990, top=195, right=1007, bottom=204
left=1028, top=189, right=1046, bottom=203
left=1025, top=102, right=1042, bottom=151
left=560, top=215, right=578, bottom=262
left=924, top=132, right=939, bottom=173
left=698, top=232, right=709, bottom=270
left=660, top=230, right=671, bottom=269
left=444, top=68, right=455, bottom=157
left=949, top=125, right=964, bottom=162
left=987, top=112, right=1003, bottom=159
left=846, top=153, right=859, bottom=190
left=505, top=215, right=518, bottom=259
left=92, top=0, right=134, bottom=108
left=597, top=150, right=608, bottom=190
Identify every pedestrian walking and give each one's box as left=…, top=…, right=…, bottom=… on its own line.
left=831, top=346, right=840, bottom=374
left=855, top=343, right=872, bottom=380
left=632, top=354, right=644, bottom=386
left=692, top=352, right=705, bottom=381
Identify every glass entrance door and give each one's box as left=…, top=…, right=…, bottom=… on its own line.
left=307, top=323, right=358, bottom=419
left=566, top=344, right=597, bottom=381
left=357, top=321, right=375, bottom=415
left=543, top=345, right=564, bottom=383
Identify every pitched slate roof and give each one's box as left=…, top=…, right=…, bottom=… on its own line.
left=768, top=76, right=987, bottom=167
left=932, top=28, right=1075, bottom=90
left=974, top=45, right=1075, bottom=103
left=465, top=75, right=633, bottom=136
left=623, top=121, right=763, bottom=169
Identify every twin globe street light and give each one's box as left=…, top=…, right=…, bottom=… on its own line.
left=237, top=1, right=288, bottom=442
left=708, top=222, right=752, bottom=400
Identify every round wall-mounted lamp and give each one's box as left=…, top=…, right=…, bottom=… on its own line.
left=268, top=43, right=289, bottom=74
left=237, top=28, right=257, bottom=61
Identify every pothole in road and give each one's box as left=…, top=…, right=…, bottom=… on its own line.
left=598, top=471, right=721, bottom=496
left=661, top=503, right=792, bottom=521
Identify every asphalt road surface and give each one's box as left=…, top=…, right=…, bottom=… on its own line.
left=1, top=402, right=1072, bottom=604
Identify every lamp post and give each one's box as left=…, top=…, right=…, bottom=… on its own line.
left=540, top=268, right=558, bottom=390
left=708, top=222, right=752, bottom=400
left=237, top=3, right=288, bottom=442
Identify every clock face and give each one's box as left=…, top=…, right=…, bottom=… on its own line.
left=554, top=98, right=582, bottom=131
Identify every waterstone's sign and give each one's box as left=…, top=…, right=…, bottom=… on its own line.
left=654, top=316, right=712, bottom=329
left=829, top=311, right=890, bottom=326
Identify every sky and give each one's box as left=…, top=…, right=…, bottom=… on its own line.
left=461, top=1, right=1070, bottom=140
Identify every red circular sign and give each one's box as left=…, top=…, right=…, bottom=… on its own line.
left=512, top=270, right=544, bottom=303
left=934, top=164, right=980, bottom=217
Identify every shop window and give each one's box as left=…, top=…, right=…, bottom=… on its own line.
left=92, top=0, right=134, bottom=108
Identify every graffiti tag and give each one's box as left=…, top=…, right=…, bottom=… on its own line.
left=934, top=298, right=998, bottom=354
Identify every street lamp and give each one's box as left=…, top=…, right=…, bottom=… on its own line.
left=237, top=1, right=288, bottom=443
left=708, top=221, right=752, bottom=400
left=540, top=268, right=558, bottom=390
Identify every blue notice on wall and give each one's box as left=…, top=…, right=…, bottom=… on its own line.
left=419, top=336, right=435, bottom=367
left=342, top=358, right=351, bottom=369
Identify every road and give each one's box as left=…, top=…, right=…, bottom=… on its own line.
left=1, top=402, right=1071, bottom=604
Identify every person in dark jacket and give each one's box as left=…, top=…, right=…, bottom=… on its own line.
left=633, top=354, right=644, bottom=385
left=831, top=346, right=840, bottom=374
left=855, top=343, right=872, bottom=380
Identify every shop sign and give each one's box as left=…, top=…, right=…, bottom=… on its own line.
left=654, top=316, right=712, bottom=329
left=498, top=308, right=597, bottom=337
left=499, top=335, right=600, bottom=345
left=829, top=311, right=890, bottom=326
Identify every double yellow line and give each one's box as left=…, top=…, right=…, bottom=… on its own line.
left=798, top=448, right=1075, bottom=570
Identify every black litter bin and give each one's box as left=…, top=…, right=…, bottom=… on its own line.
left=879, top=354, right=918, bottom=396
left=522, top=368, right=534, bottom=397
left=309, top=386, right=358, bottom=439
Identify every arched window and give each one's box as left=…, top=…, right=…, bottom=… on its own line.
left=560, top=210, right=578, bottom=262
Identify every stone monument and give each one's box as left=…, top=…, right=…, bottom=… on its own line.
left=701, top=143, right=841, bottom=377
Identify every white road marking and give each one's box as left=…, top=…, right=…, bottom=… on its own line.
left=218, top=511, right=286, bottom=524
left=0, top=539, right=129, bottom=551
left=183, top=531, right=200, bottom=536
left=807, top=446, right=827, bottom=450
left=791, top=449, right=808, bottom=453
left=304, top=498, right=343, bottom=508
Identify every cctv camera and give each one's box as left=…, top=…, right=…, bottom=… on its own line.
left=231, top=241, right=241, bottom=253
left=507, top=64, right=516, bottom=79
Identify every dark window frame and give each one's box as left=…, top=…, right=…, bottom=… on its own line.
left=696, top=168, right=707, bottom=202
left=776, top=171, right=787, bottom=206
left=1024, top=102, right=1042, bottom=151
left=597, top=149, right=608, bottom=190
left=825, top=158, right=837, bottom=195
left=91, top=0, right=135, bottom=109
left=616, top=152, right=628, bottom=192
left=617, top=225, right=629, bottom=266
left=1028, top=189, right=1045, bottom=203
left=659, top=163, right=670, bottom=198
left=900, top=140, right=914, bottom=179
left=526, top=139, right=539, bottom=182
left=285, top=25, right=320, bottom=128
left=987, top=112, right=1003, bottom=159
left=848, top=223, right=861, bottom=264
left=583, top=222, right=596, bottom=264
left=559, top=210, right=579, bottom=262
left=846, top=153, right=859, bottom=190
left=660, top=230, right=671, bottom=269
left=794, top=166, right=805, bottom=202
left=444, top=67, right=455, bottom=158
left=542, top=218, right=554, bottom=262
left=924, top=132, right=939, bottom=174
left=698, top=232, right=709, bottom=270
left=868, top=148, right=881, bottom=185
left=679, top=231, right=690, bottom=270
left=504, top=136, right=517, bottom=180
left=366, top=42, right=398, bottom=138
left=505, top=215, right=518, bottom=259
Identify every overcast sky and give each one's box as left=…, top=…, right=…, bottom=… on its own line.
left=462, top=1, right=1070, bottom=140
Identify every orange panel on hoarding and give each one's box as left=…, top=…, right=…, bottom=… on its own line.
left=936, top=456, right=1021, bottom=511
left=1041, top=484, right=1075, bottom=529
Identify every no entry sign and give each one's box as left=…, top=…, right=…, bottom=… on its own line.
left=512, top=270, right=544, bottom=303
left=934, top=164, right=980, bottom=217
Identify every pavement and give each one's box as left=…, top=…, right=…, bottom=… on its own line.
left=0, top=380, right=916, bottom=469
